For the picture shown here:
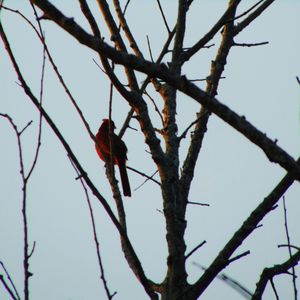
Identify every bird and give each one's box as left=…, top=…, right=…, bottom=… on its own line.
left=95, top=119, right=131, bottom=197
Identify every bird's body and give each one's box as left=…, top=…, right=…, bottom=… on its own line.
left=95, top=119, right=131, bottom=197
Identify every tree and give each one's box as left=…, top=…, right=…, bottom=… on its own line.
left=0, top=1, right=299, bottom=299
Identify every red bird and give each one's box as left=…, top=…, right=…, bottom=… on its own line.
left=95, top=119, right=131, bottom=197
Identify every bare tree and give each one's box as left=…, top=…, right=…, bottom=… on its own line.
left=0, top=1, right=299, bottom=300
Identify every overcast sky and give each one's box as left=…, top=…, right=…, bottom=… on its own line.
left=1, top=1, right=300, bottom=299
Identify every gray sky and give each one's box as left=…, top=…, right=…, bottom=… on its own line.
left=1, top=1, right=300, bottom=299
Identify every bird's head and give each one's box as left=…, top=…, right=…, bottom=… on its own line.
left=102, top=118, right=116, bottom=129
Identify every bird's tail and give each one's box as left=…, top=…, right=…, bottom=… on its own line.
left=118, top=162, right=131, bottom=197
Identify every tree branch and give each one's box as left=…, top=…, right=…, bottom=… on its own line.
left=113, top=0, right=143, bottom=57
left=0, top=23, right=158, bottom=300
left=282, top=196, right=298, bottom=299
left=69, top=157, right=116, bottom=300
left=30, top=0, right=300, bottom=181
left=234, top=0, right=275, bottom=36
left=180, top=0, right=240, bottom=199
left=0, top=114, right=31, bottom=300
left=0, top=261, right=20, bottom=300
left=193, top=262, right=253, bottom=299
left=252, top=250, right=300, bottom=300
left=96, top=0, right=140, bottom=91
left=0, top=275, right=18, bottom=300
left=180, top=0, right=241, bottom=63
left=156, top=0, right=171, bottom=34
left=179, top=158, right=299, bottom=299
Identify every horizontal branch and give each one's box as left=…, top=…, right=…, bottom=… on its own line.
left=233, top=41, right=269, bottom=47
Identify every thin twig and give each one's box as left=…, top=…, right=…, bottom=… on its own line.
left=0, top=275, right=18, bottom=300
left=2, top=4, right=96, bottom=145
left=122, top=0, right=131, bottom=15
left=278, top=244, right=300, bottom=251
left=282, top=196, right=298, bottom=299
left=270, top=278, right=280, bottom=300
left=233, top=41, right=269, bottom=47
left=234, top=0, right=275, bottom=35
left=190, top=76, right=225, bottom=82
left=187, top=201, right=210, bottom=207
left=27, top=3, right=45, bottom=180
left=68, top=157, right=116, bottom=300
left=231, top=0, right=264, bottom=21
left=156, top=0, right=171, bottom=33
left=178, top=117, right=200, bottom=141
left=128, top=166, right=160, bottom=186
left=0, top=114, right=30, bottom=300
left=181, top=0, right=241, bottom=63
left=192, top=262, right=253, bottom=299
left=18, top=120, right=33, bottom=135
left=146, top=35, right=154, bottom=62
left=185, top=241, right=206, bottom=260
left=118, top=108, right=134, bottom=138
left=228, top=250, right=250, bottom=264
left=28, top=241, right=36, bottom=259
left=93, top=58, right=107, bottom=73
left=144, top=90, right=164, bottom=125
left=0, top=261, right=21, bottom=300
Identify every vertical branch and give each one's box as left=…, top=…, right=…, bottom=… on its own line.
left=113, top=0, right=143, bottom=57
left=0, top=12, right=45, bottom=298
left=78, top=0, right=101, bottom=37
left=96, top=0, right=139, bottom=90
left=34, top=1, right=128, bottom=234
left=162, top=0, right=187, bottom=146
left=282, top=196, right=298, bottom=299
left=26, top=2, right=45, bottom=179
left=270, top=279, right=280, bottom=300
left=162, top=0, right=187, bottom=155
left=0, top=115, right=30, bottom=300
left=160, top=1, right=189, bottom=298
left=108, top=82, right=127, bottom=231
left=80, top=0, right=127, bottom=229
left=21, top=145, right=29, bottom=300
left=180, top=0, right=241, bottom=198
left=69, top=158, right=116, bottom=300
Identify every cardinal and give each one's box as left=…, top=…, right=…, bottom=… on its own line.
left=95, top=119, right=131, bottom=197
